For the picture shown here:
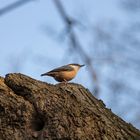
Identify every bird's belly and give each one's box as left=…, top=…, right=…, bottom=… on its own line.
left=54, top=71, right=76, bottom=82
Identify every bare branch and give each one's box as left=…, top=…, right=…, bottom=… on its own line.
left=53, top=0, right=99, bottom=96
left=0, top=0, right=34, bottom=16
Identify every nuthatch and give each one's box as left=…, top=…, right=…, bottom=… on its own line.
left=41, top=64, right=85, bottom=82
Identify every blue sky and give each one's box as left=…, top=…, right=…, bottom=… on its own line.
left=0, top=0, right=127, bottom=80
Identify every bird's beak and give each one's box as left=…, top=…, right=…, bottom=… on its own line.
left=80, top=64, right=85, bottom=67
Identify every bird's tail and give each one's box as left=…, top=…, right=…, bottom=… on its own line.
left=41, top=73, right=45, bottom=76
left=41, top=73, right=49, bottom=76
left=41, top=72, right=54, bottom=76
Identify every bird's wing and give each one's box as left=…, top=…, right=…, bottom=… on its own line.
left=49, top=65, right=74, bottom=73
left=41, top=65, right=74, bottom=76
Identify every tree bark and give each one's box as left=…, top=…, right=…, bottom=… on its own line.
left=0, top=73, right=140, bottom=140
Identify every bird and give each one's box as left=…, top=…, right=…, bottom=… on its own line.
left=41, top=63, right=85, bottom=82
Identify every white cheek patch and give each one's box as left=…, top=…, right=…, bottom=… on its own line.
left=71, top=65, right=79, bottom=71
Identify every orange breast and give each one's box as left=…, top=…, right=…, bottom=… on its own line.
left=54, top=70, right=77, bottom=82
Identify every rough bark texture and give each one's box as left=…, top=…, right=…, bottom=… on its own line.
left=0, top=73, right=140, bottom=140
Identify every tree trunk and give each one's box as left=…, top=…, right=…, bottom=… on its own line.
left=0, top=73, right=140, bottom=140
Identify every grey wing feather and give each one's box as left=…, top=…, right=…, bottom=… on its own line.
left=41, top=65, right=74, bottom=76
left=49, top=65, right=74, bottom=73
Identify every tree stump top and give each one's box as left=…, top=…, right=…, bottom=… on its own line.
left=0, top=73, right=140, bottom=140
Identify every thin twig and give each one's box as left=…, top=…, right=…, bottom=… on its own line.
left=0, top=0, right=33, bottom=16
left=53, top=0, right=99, bottom=96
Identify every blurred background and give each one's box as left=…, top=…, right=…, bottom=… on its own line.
left=0, top=0, right=140, bottom=129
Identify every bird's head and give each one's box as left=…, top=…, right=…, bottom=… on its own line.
left=69, top=63, right=85, bottom=71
